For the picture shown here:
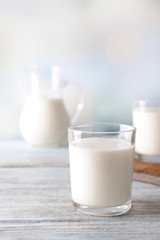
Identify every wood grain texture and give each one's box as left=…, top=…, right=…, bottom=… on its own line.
left=0, top=141, right=159, bottom=240
left=134, top=158, right=160, bottom=186
left=134, top=158, right=160, bottom=176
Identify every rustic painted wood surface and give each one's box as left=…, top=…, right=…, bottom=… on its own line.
left=0, top=140, right=159, bottom=240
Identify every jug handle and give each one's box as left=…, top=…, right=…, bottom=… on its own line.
left=69, top=80, right=84, bottom=125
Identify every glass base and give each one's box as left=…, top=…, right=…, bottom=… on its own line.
left=72, top=201, right=131, bottom=217
left=136, top=153, right=160, bottom=163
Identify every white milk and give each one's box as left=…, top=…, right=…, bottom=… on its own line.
left=133, top=108, right=160, bottom=155
left=69, top=138, right=134, bottom=207
left=20, top=96, right=70, bottom=147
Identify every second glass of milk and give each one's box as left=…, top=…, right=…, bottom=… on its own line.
left=133, top=100, right=160, bottom=163
left=68, top=123, right=136, bottom=216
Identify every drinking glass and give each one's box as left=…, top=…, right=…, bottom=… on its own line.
left=68, top=123, right=136, bottom=216
left=133, top=99, right=160, bottom=162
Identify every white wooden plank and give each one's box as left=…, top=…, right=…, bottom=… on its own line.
left=0, top=167, right=159, bottom=221
left=0, top=140, right=69, bottom=167
left=0, top=167, right=69, bottom=188
left=0, top=221, right=159, bottom=240
left=0, top=141, right=159, bottom=240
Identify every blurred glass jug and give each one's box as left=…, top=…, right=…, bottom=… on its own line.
left=19, top=65, right=84, bottom=147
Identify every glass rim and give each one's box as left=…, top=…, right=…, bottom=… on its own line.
left=68, top=123, right=136, bottom=134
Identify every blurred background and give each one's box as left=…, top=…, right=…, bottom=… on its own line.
left=0, top=0, right=160, bottom=140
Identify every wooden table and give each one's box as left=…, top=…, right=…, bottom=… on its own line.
left=0, top=141, right=159, bottom=239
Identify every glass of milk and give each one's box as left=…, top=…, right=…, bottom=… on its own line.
left=133, top=99, right=160, bottom=162
left=68, top=123, right=136, bottom=216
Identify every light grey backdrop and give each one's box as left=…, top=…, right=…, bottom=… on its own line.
left=0, top=0, right=160, bottom=139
